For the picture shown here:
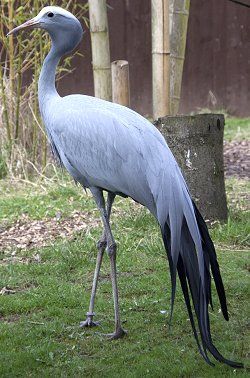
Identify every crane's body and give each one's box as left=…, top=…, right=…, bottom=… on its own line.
left=8, top=6, right=243, bottom=369
left=42, top=91, right=178, bottom=216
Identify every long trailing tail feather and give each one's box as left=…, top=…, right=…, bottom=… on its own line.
left=192, top=201, right=229, bottom=321
left=157, top=171, right=243, bottom=368
left=161, top=226, right=212, bottom=365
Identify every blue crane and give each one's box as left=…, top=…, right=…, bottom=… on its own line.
left=8, top=6, right=243, bottom=368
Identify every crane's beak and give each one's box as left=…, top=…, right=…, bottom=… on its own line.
left=7, top=18, right=41, bottom=36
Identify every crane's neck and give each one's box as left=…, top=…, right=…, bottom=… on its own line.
left=38, top=19, right=83, bottom=120
left=38, top=45, right=61, bottom=117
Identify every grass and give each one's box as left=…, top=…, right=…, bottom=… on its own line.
left=0, top=176, right=249, bottom=377
left=224, top=117, right=250, bottom=141
left=0, top=178, right=94, bottom=226
left=210, top=179, right=249, bottom=247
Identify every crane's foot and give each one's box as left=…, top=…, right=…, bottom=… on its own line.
left=80, top=312, right=100, bottom=328
left=99, top=327, right=127, bottom=340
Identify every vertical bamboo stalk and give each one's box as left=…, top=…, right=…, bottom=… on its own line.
left=14, top=37, right=23, bottom=140
left=170, top=0, right=190, bottom=115
left=40, top=34, right=47, bottom=170
left=88, top=0, right=112, bottom=101
left=151, top=0, right=170, bottom=120
left=111, top=60, right=130, bottom=107
left=8, top=0, right=14, bottom=138
left=0, top=62, right=11, bottom=145
left=37, top=0, right=48, bottom=170
left=32, top=0, right=43, bottom=164
left=32, top=51, right=38, bottom=163
left=0, top=3, right=11, bottom=145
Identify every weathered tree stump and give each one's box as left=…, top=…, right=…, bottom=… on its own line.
left=154, top=114, right=227, bottom=222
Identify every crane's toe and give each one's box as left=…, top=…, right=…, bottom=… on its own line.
left=80, top=318, right=100, bottom=327
left=80, top=313, right=100, bottom=327
left=100, top=327, right=127, bottom=340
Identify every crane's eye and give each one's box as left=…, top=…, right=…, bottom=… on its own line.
left=47, top=12, right=54, bottom=18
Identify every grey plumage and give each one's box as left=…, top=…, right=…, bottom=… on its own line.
left=8, top=6, right=243, bottom=368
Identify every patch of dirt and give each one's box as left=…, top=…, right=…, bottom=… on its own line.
left=0, top=283, right=38, bottom=296
left=224, top=140, right=249, bottom=178
left=0, top=313, right=21, bottom=323
left=0, top=210, right=99, bottom=253
left=0, top=286, right=16, bottom=295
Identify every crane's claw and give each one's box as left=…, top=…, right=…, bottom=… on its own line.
left=80, top=312, right=100, bottom=327
left=80, top=318, right=100, bottom=327
left=97, top=327, right=127, bottom=340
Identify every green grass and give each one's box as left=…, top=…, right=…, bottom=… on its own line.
left=0, top=176, right=249, bottom=377
left=210, top=179, right=250, bottom=247
left=0, top=178, right=95, bottom=225
left=224, top=117, right=250, bottom=141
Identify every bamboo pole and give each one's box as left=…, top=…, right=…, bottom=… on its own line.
left=111, top=60, right=130, bottom=107
left=170, top=0, right=190, bottom=115
left=0, top=5, right=11, bottom=145
left=0, top=61, right=11, bottom=145
left=8, top=0, right=14, bottom=139
left=32, top=51, right=39, bottom=164
left=88, top=0, right=112, bottom=101
left=151, top=0, right=170, bottom=120
left=14, top=37, right=23, bottom=140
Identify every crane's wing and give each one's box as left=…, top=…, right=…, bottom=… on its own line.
left=47, top=105, right=168, bottom=213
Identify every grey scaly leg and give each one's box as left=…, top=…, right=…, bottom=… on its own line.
left=83, top=187, right=126, bottom=339
left=80, top=241, right=105, bottom=327
left=80, top=191, right=117, bottom=329
left=106, top=241, right=126, bottom=339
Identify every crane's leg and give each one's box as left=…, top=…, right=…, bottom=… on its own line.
left=87, top=188, right=126, bottom=340
left=80, top=191, right=116, bottom=328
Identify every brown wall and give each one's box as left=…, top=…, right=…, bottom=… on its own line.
left=181, top=0, right=250, bottom=116
left=58, top=0, right=250, bottom=117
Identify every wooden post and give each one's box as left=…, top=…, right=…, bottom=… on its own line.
left=111, top=60, right=130, bottom=107
left=151, top=0, right=170, bottom=120
left=170, top=0, right=190, bottom=115
left=88, top=0, right=112, bottom=101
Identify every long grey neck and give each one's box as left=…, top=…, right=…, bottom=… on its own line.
left=38, top=45, right=61, bottom=115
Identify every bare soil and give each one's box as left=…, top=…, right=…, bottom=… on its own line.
left=0, top=211, right=99, bottom=255
left=224, top=140, right=249, bottom=179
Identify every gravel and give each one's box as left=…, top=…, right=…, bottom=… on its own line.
left=224, top=140, right=249, bottom=179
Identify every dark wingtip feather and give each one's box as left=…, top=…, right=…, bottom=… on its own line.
left=192, top=201, right=229, bottom=321
left=161, top=212, right=244, bottom=368
left=161, top=224, right=176, bottom=327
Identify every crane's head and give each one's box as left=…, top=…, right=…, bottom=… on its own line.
left=7, top=6, right=83, bottom=55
